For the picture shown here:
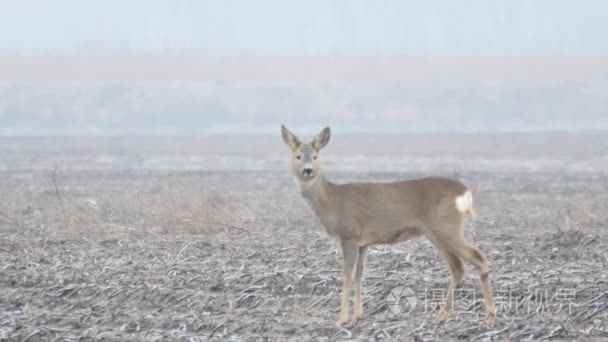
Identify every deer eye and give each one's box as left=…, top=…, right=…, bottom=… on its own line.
left=296, top=155, right=302, bottom=160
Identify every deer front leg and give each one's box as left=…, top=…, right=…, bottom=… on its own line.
left=338, top=240, right=359, bottom=325
left=352, top=246, right=368, bottom=325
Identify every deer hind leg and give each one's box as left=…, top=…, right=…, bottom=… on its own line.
left=352, top=246, right=369, bottom=325
left=451, top=239, right=496, bottom=326
left=338, top=240, right=359, bottom=325
left=434, top=248, right=464, bottom=324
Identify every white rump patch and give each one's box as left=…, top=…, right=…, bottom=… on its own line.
left=455, top=191, right=473, bottom=213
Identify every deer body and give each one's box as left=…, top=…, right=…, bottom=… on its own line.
left=298, top=175, right=473, bottom=246
left=282, top=125, right=496, bottom=327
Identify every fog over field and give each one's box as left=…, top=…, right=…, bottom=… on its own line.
left=2, top=63, right=608, bottom=135
left=2, top=1, right=608, bottom=136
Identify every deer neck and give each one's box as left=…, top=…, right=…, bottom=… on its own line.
left=296, top=172, right=332, bottom=217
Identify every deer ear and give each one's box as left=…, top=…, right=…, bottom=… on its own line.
left=312, top=127, right=331, bottom=151
left=281, top=125, right=301, bottom=151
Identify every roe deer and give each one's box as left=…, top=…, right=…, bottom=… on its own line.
left=281, top=125, right=496, bottom=326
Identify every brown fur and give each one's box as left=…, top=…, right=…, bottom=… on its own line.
left=281, top=125, right=496, bottom=326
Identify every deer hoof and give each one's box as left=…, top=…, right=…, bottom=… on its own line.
left=434, top=310, right=449, bottom=324
left=483, top=311, right=496, bottom=327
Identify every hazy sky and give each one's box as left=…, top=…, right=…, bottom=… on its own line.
left=1, top=0, right=607, bottom=56
left=2, top=1, right=607, bottom=135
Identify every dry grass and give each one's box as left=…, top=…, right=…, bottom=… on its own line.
left=1, top=135, right=607, bottom=341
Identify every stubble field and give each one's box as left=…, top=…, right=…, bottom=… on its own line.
left=1, top=133, right=607, bottom=341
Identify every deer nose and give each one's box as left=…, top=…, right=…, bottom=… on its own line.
left=303, top=167, right=313, bottom=176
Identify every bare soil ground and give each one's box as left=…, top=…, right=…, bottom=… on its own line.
left=1, top=134, right=607, bottom=341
